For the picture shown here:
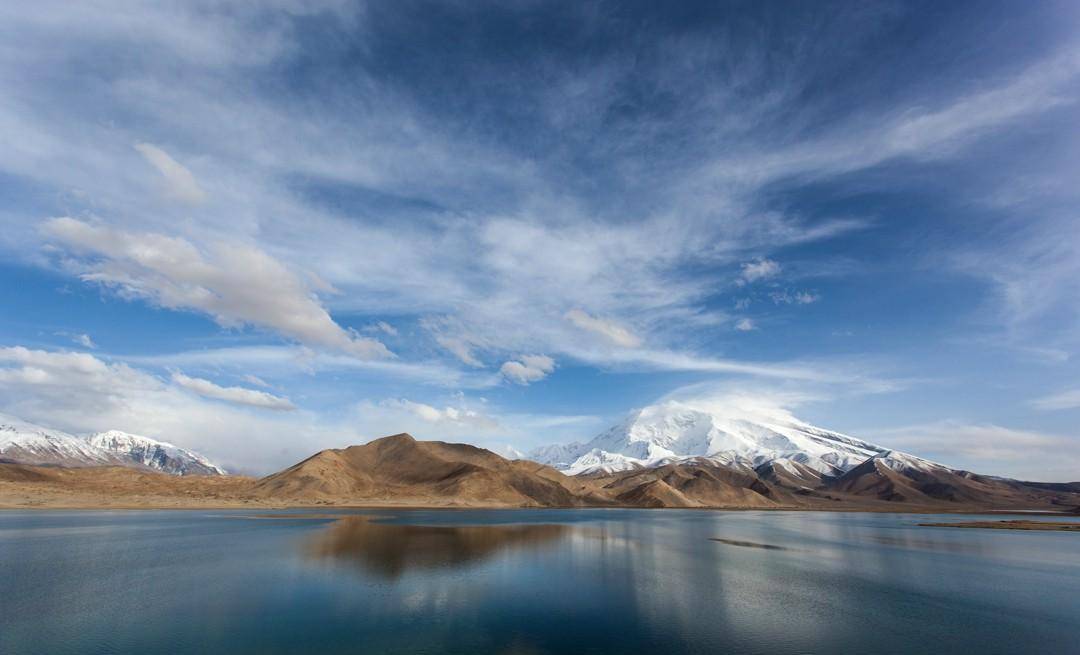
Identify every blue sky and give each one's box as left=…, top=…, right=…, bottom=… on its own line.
left=1, top=1, right=1079, bottom=479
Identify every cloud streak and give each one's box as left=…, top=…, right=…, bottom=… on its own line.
left=134, top=142, right=206, bottom=204
left=564, top=309, right=642, bottom=348
left=1031, top=388, right=1080, bottom=411
left=171, top=371, right=295, bottom=410
left=43, top=218, right=391, bottom=359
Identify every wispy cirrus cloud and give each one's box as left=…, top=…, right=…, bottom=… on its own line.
left=564, top=309, right=642, bottom=348
left=134, top=142, right=206, bottom=204
left=171, top=371, right=295, bottom=410
left=1, top=2, right=1078, bottom=466
left=1031, top=388, right=1080, bottom=411
left=770, top=290, right=820, bottom=305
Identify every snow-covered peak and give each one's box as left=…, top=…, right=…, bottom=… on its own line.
left=563, top=448, right=645, bottom=475
left=491, top=444, right=526, bottom=460
left=88, top=430, right=226, bottom=476
left=1, top=413, right=225, bottom=475
left=874, top=449, right=943, bottom=474
left=531, top=399, right=891, bottom=476
left=526, top=442, right=589, bottom=469
left=0, top=413, right=115, bottom=466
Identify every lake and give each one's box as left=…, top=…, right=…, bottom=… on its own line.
left=1, top=509, right=1078, bottom=654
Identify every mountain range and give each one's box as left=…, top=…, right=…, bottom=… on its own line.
left=0, top=407, right=1077, bottom=511
left=0, top=414, right=226, bottom=476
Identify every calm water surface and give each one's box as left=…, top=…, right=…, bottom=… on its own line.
left=1, top=509, right=1078, bottom=654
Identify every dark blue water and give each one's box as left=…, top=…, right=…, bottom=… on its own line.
left=1, top=509, right=1078, bottom=654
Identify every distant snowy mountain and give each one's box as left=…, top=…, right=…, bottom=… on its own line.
left=528, top=400, right=929, bottom=476
left=526, top=442, right=589, bottom=469
left=0, top=413, right=117, bottom=467
left=489, top=444, right=526, bottom=461
left=89, top=430, right=226, bottom=476
left=0, top=414, right=225, bottom=475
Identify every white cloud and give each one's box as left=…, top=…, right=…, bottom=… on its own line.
left=134, top=142, right=206, bottom=204
left=171, top=371, right=295, bottom=410
left=575, top=348, right=830, bottom=381
left=379, top=398, right=497, bottom=430
left=242, top=374, right=270, bottom=388
left=739, top=258, right=781, bottom=284
left=564, top=309, right=642, bottom=348
left=734, top=318, right=756, bottom=331
left=350, top=395, right=604, bottom=455
left=127, top=345, right=502, bottom=390
left=43, top=218, right=391, bottom=360
left=500, top=354, right=556, bottom=385
left=1031, top=388, right=1080, bottom=411
left=770, top=290, right=820, bottom=305
left=434, top=335, right=484, bottom=367
left=372, top=321, right=398, bottom=336
left=951, top=213, right=1080, bottom=344
left=0, top=346, right=112, bottom=381
left=706, top=48, right=1080, bottom=187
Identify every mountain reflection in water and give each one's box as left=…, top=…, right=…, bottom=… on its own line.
left=308, top=517, right=572, bottom=578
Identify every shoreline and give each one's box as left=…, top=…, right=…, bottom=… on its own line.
left=1, top=501, right=1075, bottom=516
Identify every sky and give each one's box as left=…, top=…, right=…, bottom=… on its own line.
left=1, top=1, right=1079, bottom=480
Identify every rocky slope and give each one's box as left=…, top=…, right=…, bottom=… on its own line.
left=89, top=430, right=226, bottom=476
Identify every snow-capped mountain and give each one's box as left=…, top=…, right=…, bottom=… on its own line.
left=0, top=414, right=225, bottom=475
left=89, top=430, right=226, bottom=476
left=0, top=413, right=117, bottom=466
left=528, top=400, right=925, bottom=476
left=488, top=444, right=526, bottom=460
left=525, top=442, right=589, bottom=469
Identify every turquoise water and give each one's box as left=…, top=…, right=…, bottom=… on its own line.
left=1, top=509, right=1078, bottom=654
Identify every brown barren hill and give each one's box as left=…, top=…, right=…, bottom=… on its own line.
left=596, top=461, right=786, bottom=508
left=829, top=454, right=1080, bottom=509
left=252, top=433, right=588, bottom=507
left=0, top=462, right=254, bottom=508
